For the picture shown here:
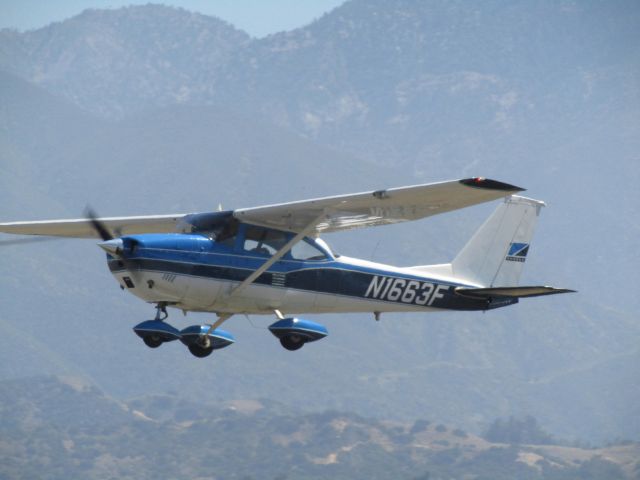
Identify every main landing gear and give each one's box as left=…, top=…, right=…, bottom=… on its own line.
left=268, top=311, right=329, bottom=351
left=132, top=306, right=330, bottom=355
left=279, top=333, right=306, bottom=351
left=187, top=343, right=213, bottom=358
left=132, top=304, right=235, bottom=358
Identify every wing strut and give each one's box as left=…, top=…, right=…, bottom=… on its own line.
left=200, top=212, right=327, bottom=341
left=230, top=211, right=327, bottom=298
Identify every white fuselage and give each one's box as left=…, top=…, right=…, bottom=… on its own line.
left=109, top=255, right=473, bottom=316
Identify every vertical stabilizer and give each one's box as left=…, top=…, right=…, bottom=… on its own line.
left=451, top=195, right=545, bottom=287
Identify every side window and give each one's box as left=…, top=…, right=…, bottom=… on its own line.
left=291, top=240, right=326, bottom=261
left=243, top=226, right=288, bottom=255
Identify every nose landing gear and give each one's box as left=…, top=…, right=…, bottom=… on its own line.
left=133, top=303, right=181, bottom=348
left=133, top=305, right=235, bottom=358
left=143, top=335, right=164, bottom=348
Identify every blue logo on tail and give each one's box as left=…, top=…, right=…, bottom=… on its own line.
left=506, top=243, right=529, bottom=262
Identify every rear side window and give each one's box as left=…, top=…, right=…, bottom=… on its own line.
left=291, top=240, right=326, bottom=261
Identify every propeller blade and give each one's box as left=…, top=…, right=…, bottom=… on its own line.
left=85, top=207, right=114, bottom=241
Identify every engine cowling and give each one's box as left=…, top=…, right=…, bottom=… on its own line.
left=268, top=318, right=328, bottom=351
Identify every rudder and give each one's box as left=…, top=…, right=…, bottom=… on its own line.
left=451, top=195, right=545, bottom=287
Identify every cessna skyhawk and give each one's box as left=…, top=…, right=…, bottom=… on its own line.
left=0, top=178, right=573, bottom=358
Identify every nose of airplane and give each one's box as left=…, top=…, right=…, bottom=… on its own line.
left=98, top=238, right=124, bottom=256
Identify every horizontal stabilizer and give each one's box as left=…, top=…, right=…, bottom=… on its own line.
left=455, top=286, right=576, bottom=299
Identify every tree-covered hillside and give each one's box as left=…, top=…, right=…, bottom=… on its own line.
left=1, top=376, right=637, bottom=480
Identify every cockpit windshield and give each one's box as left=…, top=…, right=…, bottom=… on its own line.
left=213, top=219, right=239, bottom=248
left=180, top=212, right=238, bottom=246
left=181, top=212, right=331, bottom=260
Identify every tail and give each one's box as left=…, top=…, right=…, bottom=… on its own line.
left=451, top=195, right=544, bottom=287
left=408, top=194, right=575, bottom=300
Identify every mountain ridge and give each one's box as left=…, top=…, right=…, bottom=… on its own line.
left=0, top=1, right=638, bottom=445
left=1, top=375, right=637, bottom=480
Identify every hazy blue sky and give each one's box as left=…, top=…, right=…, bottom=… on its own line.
left=0, top=0, right=347, bottom=37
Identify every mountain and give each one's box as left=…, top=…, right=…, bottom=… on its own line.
left=0, top=1, right=639, bottom=445
left=0, top=5, right=249, bottom=118
left=1, top=376, right=637, bottom=480
left=3, top=2, right=638, bottom=167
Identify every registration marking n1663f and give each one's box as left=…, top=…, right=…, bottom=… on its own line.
left=364, top=276, right=449, bottom=306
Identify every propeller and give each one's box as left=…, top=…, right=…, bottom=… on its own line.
left=85, top=206, right=114, bottom=241
left=84, top=207, right=127, bottom=257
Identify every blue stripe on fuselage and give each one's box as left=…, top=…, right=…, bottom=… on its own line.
left=108, top=235, right=497, bottom=311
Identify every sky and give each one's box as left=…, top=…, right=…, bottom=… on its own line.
left=0, top=0, right=347, bottom=37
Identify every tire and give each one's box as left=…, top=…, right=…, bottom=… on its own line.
left=143, top=335, right=163, bottom=348
left=188, top=343, right=214, bottom=358
left=280, top=334, right=305, bottom=351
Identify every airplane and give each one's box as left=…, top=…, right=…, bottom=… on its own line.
left=0, top=177, right=573, bottom=358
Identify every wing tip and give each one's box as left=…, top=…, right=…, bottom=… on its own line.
left=557, top=288, right=577, bottom=294
left=459, top=177, right=525, bottom=192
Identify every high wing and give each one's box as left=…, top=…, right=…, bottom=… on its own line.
left=0, top=214, right=187, bottom=239
left=234, top=178, right=523, bottom=234
left=0, top=178, right=523, bottom=239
